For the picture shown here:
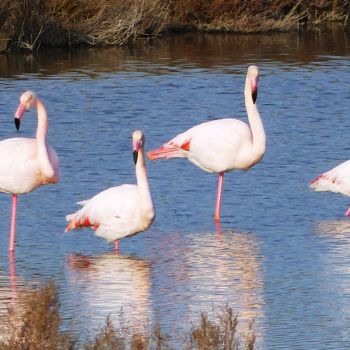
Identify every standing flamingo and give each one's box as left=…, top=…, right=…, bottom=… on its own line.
left=0, top=91, right=59, bottom=252
left=310, top=160, right=350, bottom=216
left=65, top=130, right=155, bottom=253
left=147, top=65, right=266, bottom=221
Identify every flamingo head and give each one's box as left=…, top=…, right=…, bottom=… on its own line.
left=247, top=65, right=259, bottom=104
left=14, top=91, right=38, bottom=130
left=132, top=130, right=145, bottom=164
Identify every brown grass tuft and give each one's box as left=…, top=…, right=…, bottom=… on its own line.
left=0, top=282, right=252, bottom=350
left=0, top=282, right=75, bottom=350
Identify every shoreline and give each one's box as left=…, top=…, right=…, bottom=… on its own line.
left=0, top=0, right=349, bottom=53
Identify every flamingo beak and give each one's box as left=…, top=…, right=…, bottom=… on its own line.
left=250, top=76, right=258, bottom=104
left=14, top=103, right=26, bottom=130
left=133, top=140, right=141, bottom=164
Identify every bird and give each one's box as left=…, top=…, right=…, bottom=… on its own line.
left=65, top=130, right=155, bottom=253
left=147, top=65, right=266, bottom=222
left=0, top=91, right=59, bottom=253
left=310, top=160, right=350, bottom=216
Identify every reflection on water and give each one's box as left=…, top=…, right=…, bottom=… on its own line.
left=314, top=220, right=350, bottom=236
left=0, top=27, right=349, bottom=349
left=185, top=230, right=263, bottom=337
left=150, top=229, right=263, bottom=342
left=0, top=28, right=348, bottom=78
left=66, top=253, right=151, bottom=333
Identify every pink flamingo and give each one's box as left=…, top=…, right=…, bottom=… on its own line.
left=0, top=91, right=59, bottom=252
left=310, top=160, right=350, bottom=216
left=65, top=130, right=155, bottom=253
left=147, top=65, right=266, bottom=221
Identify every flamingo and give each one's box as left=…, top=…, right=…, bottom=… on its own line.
left=0, top=91, right=59, bottom=253
left=65, top=130, right=155, bottom=253
left=147, top=65, right=266, bottom=221
left=310, top=160, right=350, bottom=216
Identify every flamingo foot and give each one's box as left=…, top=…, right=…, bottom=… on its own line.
left=114, top=240, right=119, bottom=254
left=345, top=208, right=350, bottom=217
left=215, top=219, right=223, bottom=234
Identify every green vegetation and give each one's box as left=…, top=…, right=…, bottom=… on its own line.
left=0, top=0, right=349, bottom=52
left=0, top=282, right=256, bottom=349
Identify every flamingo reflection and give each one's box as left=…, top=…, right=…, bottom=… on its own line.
left=66, top=253, right=152, bottom=332
left=152, top=229, right=263, bottom=341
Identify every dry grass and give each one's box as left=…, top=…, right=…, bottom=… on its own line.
left=0, top=0, right=348, bottom=51
left=0, top=282, right=256, bottom=350
left=0, top=0, right=169, bottom=51
left=170, top=0, right=349, bottom=32
left=0, top=282, right=75, bottom=350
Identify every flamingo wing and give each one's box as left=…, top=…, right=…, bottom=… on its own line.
left=310, top=160, right=350, bottom=196
left=148, top=118, right=252, bottom=173
left=65, top=184, right=138, bottom=233
left=0, top=138, right=59, bottom=194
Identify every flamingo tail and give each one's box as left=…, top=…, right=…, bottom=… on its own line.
left=147, top=146, right=186, bottom=160
left=65, top=215, right=95, bottom=233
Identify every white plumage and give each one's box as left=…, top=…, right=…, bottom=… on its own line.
left=0, top=91, right=59, bottom=252
left=147, top=65, right=266, bottom=221
left=65, top=130, right=155, bottom=251
left=310, top=160, right=350, bottom=215
left=0, top=138, right=59, bottom=194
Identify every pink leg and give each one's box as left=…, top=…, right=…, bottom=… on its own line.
left=114, top=240, right=119, bottom=254
left=214, top=172, right=224, bottom=222
left=9, top=195, right=18, bottom=252
left=345, top=208, right=350, bottom=216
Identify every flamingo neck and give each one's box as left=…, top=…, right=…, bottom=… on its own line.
left=244, top=80, right=266, bottom=159
left=135, top=148, right=154, bottom=217
left=35, top=99, right=55, bottom=179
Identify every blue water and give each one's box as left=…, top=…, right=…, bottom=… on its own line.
left=0, top=31, right=349, bottom=348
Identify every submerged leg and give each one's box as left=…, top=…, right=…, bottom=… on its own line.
left=9, top=195, right=18, bottom=252
left=114, top=240, right=119, bottom=254
left=214, top=172, right=224, bottom=222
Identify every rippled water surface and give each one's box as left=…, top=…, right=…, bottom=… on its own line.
left=0, top=29, right=349, bottom=348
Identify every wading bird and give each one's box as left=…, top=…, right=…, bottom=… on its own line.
left=310, top=160, right=350, bottom=216
left=65, top=130, right=155, bottom=253
left=147, top=65, right=265, bottom=222
left=0, top=91, right=59, bottom=252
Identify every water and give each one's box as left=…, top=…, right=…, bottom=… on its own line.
left=0, top=29, right=349, bottom=348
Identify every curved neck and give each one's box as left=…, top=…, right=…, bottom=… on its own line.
left=35, top=99, right=55, bottom=179
left=135, top=148, right=153, bottom=212
left=244, top=79, right=266, bottom=157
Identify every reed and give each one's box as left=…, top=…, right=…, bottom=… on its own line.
left=0, top=282, right=255, bottom=349
left=0, top=0, right=348, bottom=51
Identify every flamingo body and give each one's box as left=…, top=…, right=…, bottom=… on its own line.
left=0, top=91, right=59, bottom=252
left=0, top=138, right=59, bottom=194
left=149, top=118, right=261, bottom=173
left=66, top=184, right=153, bottom=242
left=65, top=130, right=155, bottom=250
left=147, top=65, right=265, bottom=221
left=310, top=160, right=350, bottom=215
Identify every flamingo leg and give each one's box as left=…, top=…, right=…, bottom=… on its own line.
left=345, top=208, right=350, bottom=216
left=9, top=251, right=17, bottom=293
left=214, top=172, right=224, bottom=222
left=114, top=240, right=119, bottom=254
left=9, top=194, right=18, bottom=252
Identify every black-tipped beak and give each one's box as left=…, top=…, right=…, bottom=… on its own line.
left=14, top=118, right=20, bottom=130
left=133, top=150, right=138, bottom=164
left=252, top=90, right=257, bottom=104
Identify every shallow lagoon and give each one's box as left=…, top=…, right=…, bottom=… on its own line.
left=0, top=30, right=349, bottom=348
